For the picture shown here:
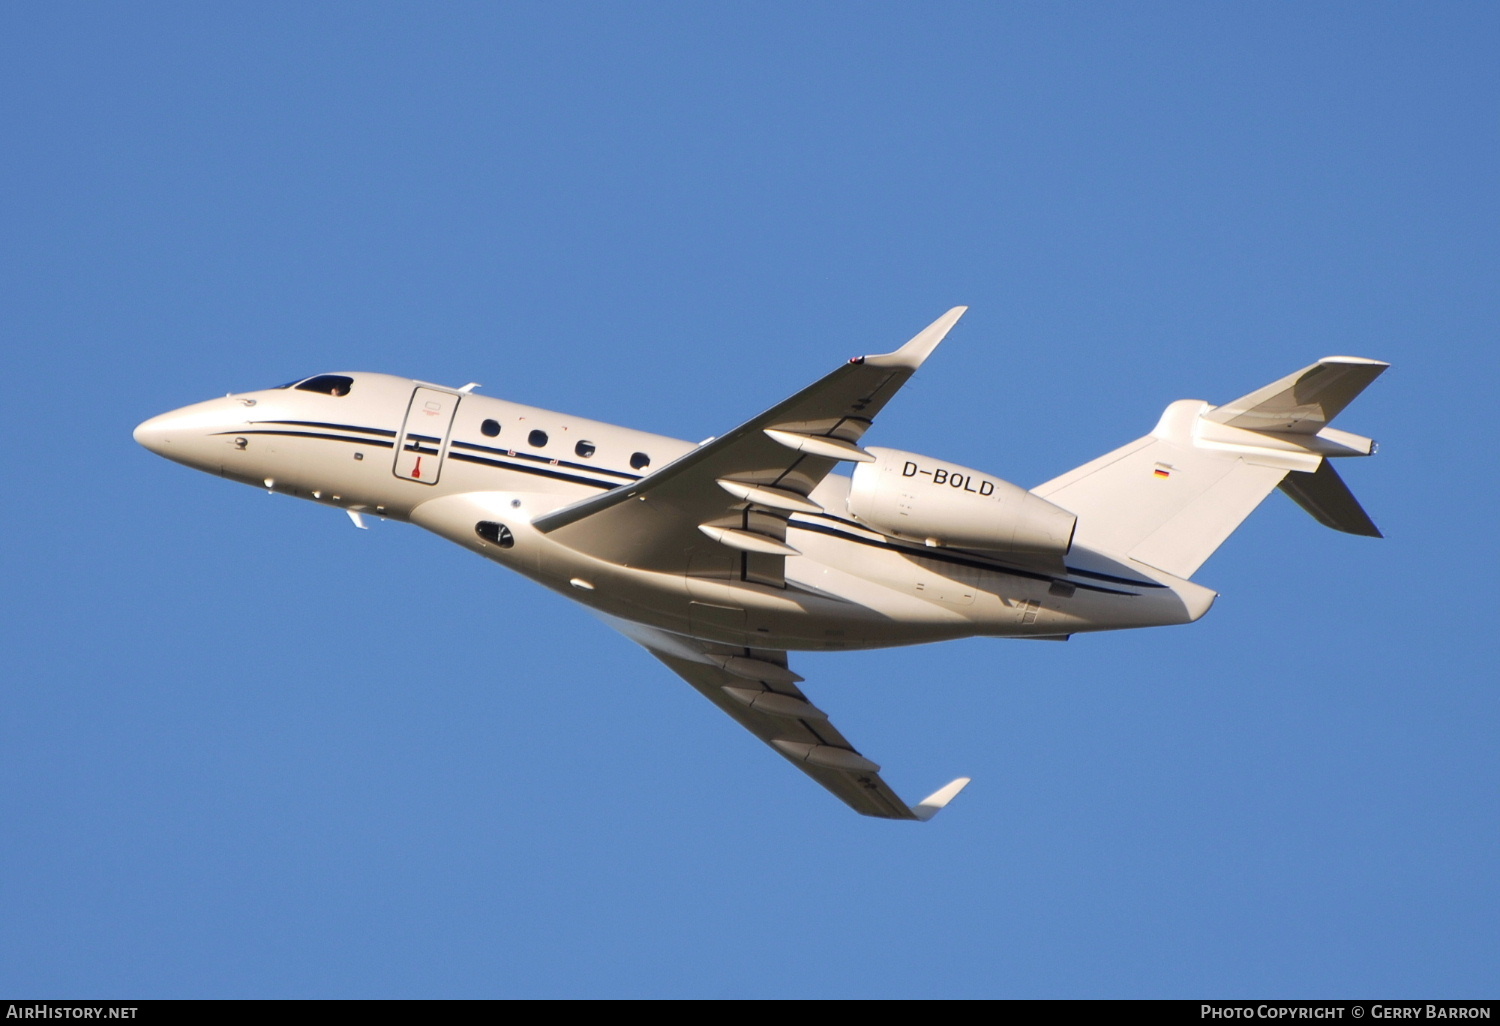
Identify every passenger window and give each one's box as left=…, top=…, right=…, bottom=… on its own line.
left=529, top=430, right=548, bottom=448
left=630, top=452, right=650, bottom=470
left=575, top=440, right=596, bottom=458
left=481, top=419, right=501, bottom=438
left=295, top=375, right=354, bottom=396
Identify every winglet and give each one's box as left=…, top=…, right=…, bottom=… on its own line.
left=861, top=307, right=968, bottom=370
left=910, top=776, right=971, bottom=822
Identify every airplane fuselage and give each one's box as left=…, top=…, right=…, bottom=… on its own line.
left=135, top=371, right=1211, bottom=652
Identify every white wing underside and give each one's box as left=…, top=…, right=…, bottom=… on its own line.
left=599, top=614, right=969, bottom=820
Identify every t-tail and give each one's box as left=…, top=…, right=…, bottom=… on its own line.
left=1032, top=357, right=1388, bottom=580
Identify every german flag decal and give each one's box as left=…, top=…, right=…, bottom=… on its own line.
left=1153, top=464, right=1172, bottom=479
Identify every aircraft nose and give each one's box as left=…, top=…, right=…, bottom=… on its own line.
left=134, top=398, right=243, bottom=467
left=133, top=411, right=176, bottom=455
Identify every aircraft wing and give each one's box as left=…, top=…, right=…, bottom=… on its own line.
left=532, top=308, right=966, bottom=577
left=600, top=615, right=970, bottom=820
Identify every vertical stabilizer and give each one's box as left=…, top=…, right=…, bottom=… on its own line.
left=1032, top=358, right=1386, bottom=578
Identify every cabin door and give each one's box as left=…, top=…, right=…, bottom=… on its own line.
left=393, top=387, right=461, bottom=484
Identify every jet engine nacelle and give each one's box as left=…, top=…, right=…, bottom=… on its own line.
left=847, top=447, right=1077, bottom=557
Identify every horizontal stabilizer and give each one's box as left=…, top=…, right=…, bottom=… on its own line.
left=1278, top=461, right=1382, bottom=537
left=1204, top=357, right=1388, bottom=435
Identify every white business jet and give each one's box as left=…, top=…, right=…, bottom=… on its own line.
left=134, top=308, right=1386, bottom=820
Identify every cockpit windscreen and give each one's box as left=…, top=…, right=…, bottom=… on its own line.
left=274, top=374, right=354, bottom=396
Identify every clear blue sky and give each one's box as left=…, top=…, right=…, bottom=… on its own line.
left=3, top=2, right=1496, bottom=998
